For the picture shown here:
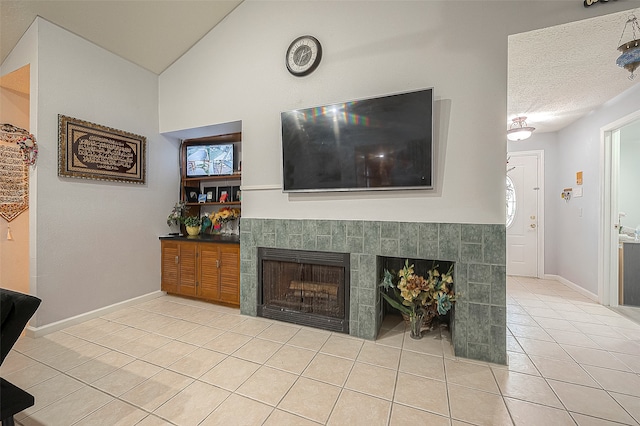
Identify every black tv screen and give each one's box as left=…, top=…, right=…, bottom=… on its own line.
left=281, top=88, right=433, bottom=192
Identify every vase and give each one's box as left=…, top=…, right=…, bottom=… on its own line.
left=201, top=216, right=212, bottom=234
left=168, top=224, right=180, bottom=235
left=186, top=225, right=200, bottom=236
left=408, top=311, right=424, bottom=340
left=220, top=221, right=233, bottom=235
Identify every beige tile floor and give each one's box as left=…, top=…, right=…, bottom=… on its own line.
left=2, top=276, right=640, bottom=425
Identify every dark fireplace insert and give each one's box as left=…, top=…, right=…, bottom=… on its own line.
left=257, top=247, right=349, bottom=333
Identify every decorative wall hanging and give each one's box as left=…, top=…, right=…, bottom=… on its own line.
left=0, top=124, right=32, bottom=221
left=1, top=123, right=38, bottom=166
left=0, top=143, right=28, bottom=222
left=58, top=115, right=146, bottom=184
left=616, top=13, right=640, bottom=80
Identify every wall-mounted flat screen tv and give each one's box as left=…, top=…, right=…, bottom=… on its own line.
left=185, top=143, right=234, bottom=177
left=281, top=88, right=433, bottom=192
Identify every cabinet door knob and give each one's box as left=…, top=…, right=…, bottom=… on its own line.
left=216, top=259, right=221, bottom=268
left=175, top=256, right=179, bottom=264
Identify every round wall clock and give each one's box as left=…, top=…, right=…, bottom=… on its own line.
left=286, top=35, right=322, bottom=77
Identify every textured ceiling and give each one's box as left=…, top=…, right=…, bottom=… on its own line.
left=1, top=2, right=639, bottom=136
left=508, top=9, right=640, bottom=134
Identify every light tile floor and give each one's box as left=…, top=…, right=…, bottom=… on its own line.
left=3, top=276, right=640, bottom=425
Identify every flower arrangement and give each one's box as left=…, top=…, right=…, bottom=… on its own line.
left=167, top=201, right=186, bottom=227
left=211, top=207, right=240, bottom=234
left=380, top=260, right=457, bottom=334
left=212, top=207, right=240, bottom=225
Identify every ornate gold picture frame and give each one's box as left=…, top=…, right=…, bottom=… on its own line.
left=58, top=115, right=146, bottom=184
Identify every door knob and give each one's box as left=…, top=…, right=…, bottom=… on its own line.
left=530, top=224, right=536, bottom=229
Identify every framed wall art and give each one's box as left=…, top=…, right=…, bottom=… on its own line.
left=218, top=186, right=231, bottom=203
left=204, top=186, right=217, bottom=202
left=232, top=186, right=241, bottom=202
left=184, top=186, right=200, bottom=203
left=58, top=115, right=146, bottom=184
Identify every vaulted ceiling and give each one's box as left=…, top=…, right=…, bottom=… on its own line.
left=0, top=1, right=243, bottom=75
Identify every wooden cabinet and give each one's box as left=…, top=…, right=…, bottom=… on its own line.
left=621, top=242, right=640, bottom=307
left=219, top=243, right=241, bottom=305
left=161, top=239, right=240, bottom=306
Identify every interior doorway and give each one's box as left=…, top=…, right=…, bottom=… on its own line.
left=0, top=65, right=31, bottom=296
left=601, top=111, right=640, bottom=308
left=506, top=150, right=544, bottom=278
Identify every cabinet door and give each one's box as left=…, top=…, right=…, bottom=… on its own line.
left=178, top=242, right=198, bottom=296
left=219, top=244, right=240, bottom=305
left=161, top=241, right=180, bottom=294
left=198, top=244, right=221, bottom=301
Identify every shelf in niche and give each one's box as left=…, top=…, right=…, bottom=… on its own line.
left=186, top=202, right=241, bottom=207
left=182, top=174, right=241, bottom=183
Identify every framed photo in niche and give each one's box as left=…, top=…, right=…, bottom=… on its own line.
left=184, top=186, right=200, bottom=203
left=218, top=186, right=231, bottom=203
left=204, top=186, right=217, bottom=202
left=232, top=186, right=241, bottom=202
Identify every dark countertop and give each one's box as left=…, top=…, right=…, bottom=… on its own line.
left=159, top=233, right=240, bottom=244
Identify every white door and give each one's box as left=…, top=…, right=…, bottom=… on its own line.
left=507, top=153, right=540, bottom=277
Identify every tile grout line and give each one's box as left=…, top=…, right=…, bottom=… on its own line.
left=12, top=284, right=640, bottom=426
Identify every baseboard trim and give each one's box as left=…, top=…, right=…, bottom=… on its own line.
left=25, top=291, right=165, bottom=338
left=544, top=274, right=599, bottom=302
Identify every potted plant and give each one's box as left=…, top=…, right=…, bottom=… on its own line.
left=166, top=201, right=186, bottom=232
left=379, top=260, right=457, bottom=339
left=183, top=216, right=202, bottom=236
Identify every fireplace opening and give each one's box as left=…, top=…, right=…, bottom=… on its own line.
left=257, top=248, right=349, bottom=333
left=379, top=256, right=455, bottom=328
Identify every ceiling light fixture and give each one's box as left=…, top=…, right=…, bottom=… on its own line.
left=616, top=13, right=640, bottom=80
left=507, top=116, right=535, bottom=141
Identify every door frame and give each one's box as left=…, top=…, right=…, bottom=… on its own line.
left=600, top=109, right=640, bottom=306
left=507, top=150, right=545, bottom=278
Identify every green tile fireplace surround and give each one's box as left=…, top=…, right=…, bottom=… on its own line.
left=240, top=219, right=507, bottom=365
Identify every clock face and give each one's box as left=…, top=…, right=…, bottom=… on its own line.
left=286, top=36, right=322, bottom=76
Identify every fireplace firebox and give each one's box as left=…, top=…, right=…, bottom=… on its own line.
left=257, top=247, right=349, bottom=333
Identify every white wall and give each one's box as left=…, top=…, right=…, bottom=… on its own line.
left=2, top=18, right=180, bottom=327
left=161, top=1, right=632, bottom=226
left=551, top=83, right=640, bottom=295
